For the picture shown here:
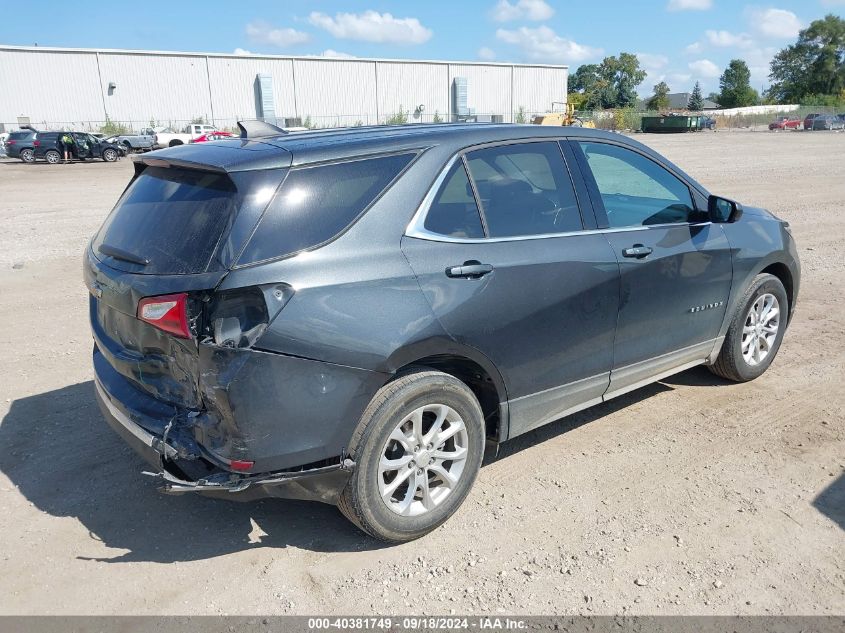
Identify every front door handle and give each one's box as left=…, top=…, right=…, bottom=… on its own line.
left=445, top=262, right=494, bottom=278
left=622, top=244, right=653, bottom=258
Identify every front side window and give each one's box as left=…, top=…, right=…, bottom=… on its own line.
left=465, top=142, right=582, bottom=238
left=578, top=142, right=695, bottom=228
left=422, top=161, right=484, bottom=238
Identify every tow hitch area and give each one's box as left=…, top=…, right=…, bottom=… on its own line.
left=143, top=458, right=356, bottom=504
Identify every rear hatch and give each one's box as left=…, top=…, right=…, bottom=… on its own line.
left=86, top=151, right=289, bottom=409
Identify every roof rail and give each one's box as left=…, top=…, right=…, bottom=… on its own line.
left=237, top=119, right=288, bottom=139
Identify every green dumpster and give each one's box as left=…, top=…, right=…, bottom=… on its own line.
left=641, top=115, right=702, bottom=133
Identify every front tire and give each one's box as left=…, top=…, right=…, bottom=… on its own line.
left=338, top=369, right=485, bottom=542
left=103, top=148, right=118, bottom=162
left=709, top=273, right=788, bottom=382
left=45, top=150, right=60, bottom=164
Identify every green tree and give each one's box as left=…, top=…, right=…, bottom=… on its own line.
left=570, top=54, right=646, bottom=109
left=688, top=81, right=704, bottom=110
left=645, top=81, right=671, bottom=110
left=604, top=53, right=647, bottom=108
left=718, top=59, right=759, bottom=108
left=767, top=14, right=845, bottom=103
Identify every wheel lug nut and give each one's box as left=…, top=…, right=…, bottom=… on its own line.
left=417, top=469, right=423, bottom=476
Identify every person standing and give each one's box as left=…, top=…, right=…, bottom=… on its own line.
left=60, top=132, right=74, bottom=163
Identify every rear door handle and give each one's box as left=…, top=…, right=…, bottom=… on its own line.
left=622, top=244, right=653, bottom=258
left=445, top=262, right=494, bottom=278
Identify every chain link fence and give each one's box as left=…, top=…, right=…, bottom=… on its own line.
left=3, top=106, right=843, bottom=136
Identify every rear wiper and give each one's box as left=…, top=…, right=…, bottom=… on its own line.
left=98, top=243, right=150, bottom=266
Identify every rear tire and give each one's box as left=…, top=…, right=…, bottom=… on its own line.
left=169, top=139, right=183, bottom=147
left=20, top=148, right=35, bottom=163
left=709, top=274, right=788, bottom=382
left=338, top=369, right=485, bottom=542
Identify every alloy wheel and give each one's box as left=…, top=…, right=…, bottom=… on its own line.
left=378, top=404, right=469, bottom=517
left=742, top=293, right=780, bottom=366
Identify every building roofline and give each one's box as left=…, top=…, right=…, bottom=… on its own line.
left=0, top=44, right=568, bottom=70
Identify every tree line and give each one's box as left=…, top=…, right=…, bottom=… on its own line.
left=568, top=14, right=844, bottom=111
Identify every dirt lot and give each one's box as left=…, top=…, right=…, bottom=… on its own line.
left=0, top=131, right=842, bottom=616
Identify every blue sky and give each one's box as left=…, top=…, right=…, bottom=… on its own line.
left=3, top=0, right=843, bottom=96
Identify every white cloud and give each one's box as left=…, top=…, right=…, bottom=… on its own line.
left=820, top=0, right=845, bottom=6
left=233, top=48, right=253, bottom=56
left=688, top=58, right=721, bottom=78
left=491, top=0, right=555, bottom=22
left=749, top=8, right=803, bottom=39
left=308, top=11, right=432, bottom=45
left=685, top=41, right=703, bottom=54
left=246, top=21, right=310, bottom=47
left=637, top=52, right=670, bottom=70
left=667, top=0, right=712, bottom=11
left=496, top=25, right=602, bottom=63
left=320, top=49, right=356, bottom=59
left=668, top=72, right=693, bottom=86
left=478, top=46, right=497, bottom=61
left=705, top=29, right=754, bottom=48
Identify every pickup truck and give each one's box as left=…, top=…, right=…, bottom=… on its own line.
left=107, top=128, right=157, bottom=152
left=153, top=124, right=217, bottom=148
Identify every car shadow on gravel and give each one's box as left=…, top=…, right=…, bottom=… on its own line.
left=813, top=473, right=845, bottom=531
left=495, top=381, right=673, bottom=461
left=0, top=381, right=387, bottom=564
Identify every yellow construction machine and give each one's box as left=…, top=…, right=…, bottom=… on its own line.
left=531, top=102, right=595, bottom=128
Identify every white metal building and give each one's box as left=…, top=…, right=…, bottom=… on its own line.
left=0, top=45, right=568, bottom=132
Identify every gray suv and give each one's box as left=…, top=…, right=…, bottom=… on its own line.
left=85, top=122, right=800, bottom=542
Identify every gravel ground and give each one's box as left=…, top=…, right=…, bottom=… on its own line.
left=0, top=131, right=842, bottom=616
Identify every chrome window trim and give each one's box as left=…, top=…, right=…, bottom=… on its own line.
left=405, top=139, right=710, bottom=245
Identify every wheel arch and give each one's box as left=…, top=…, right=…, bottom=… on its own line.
left=386, top=342, right=509, bottom=443
left=759, top=261, right=794, bottom=322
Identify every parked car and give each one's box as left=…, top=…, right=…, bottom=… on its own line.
left=803, top=113, right=822, bottom=130
left=812, top=114, right=845, bottom=131
left=32, top=131, right=125, bottom=163
left=153, top=124, right=217, bottom=148
left=4, top=129, right=37, bottom=161
left=190, top=131, right=235, bottom=143
left=700, top=116, right=716, bottom=130
left=111, top=128, right=157, bottom=152
left=769, top=116, right=801, bottom=130
left=86, top=123, right=800, bottom=542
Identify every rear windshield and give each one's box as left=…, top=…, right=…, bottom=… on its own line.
left=237, top=152, right=415, bottom=265
left=94, top=166, right=238, bottom=274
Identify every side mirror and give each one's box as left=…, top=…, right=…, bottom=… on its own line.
left=708, top=195, right=743, bottom=223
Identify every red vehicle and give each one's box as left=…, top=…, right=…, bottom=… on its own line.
left=803, top=113, right=822, bottom=130
left=190, top=131, right=235, bottom=143
left=769, top=116, right=801, bottom=131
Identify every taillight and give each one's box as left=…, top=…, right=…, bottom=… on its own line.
left=138, top=293, right=191, bottom=338
left=6, top=140, right=15, bottom=145
left=32, top=140, right=40, bottom=147
left=203, top=284, right=293, bottom=349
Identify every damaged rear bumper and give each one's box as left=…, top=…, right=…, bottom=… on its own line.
left=94, top=378, right=354, bottom=504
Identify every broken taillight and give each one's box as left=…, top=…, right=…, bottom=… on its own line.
left=137, top=293, right=191, bottom=338
left=203, top=284, right=293, bottom=349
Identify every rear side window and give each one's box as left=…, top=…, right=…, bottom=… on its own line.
left=423, top=161, right=484, bottom=239
left=238, top=153, right=414, bottom=264
left=94, top=166, right=238, bottom=274
left=8, top=131, right=34, bottom=140
left=466, top=142, right=583, bottom=238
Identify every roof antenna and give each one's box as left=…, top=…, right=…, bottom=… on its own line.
left=237, top=119, right=288, bottom=139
